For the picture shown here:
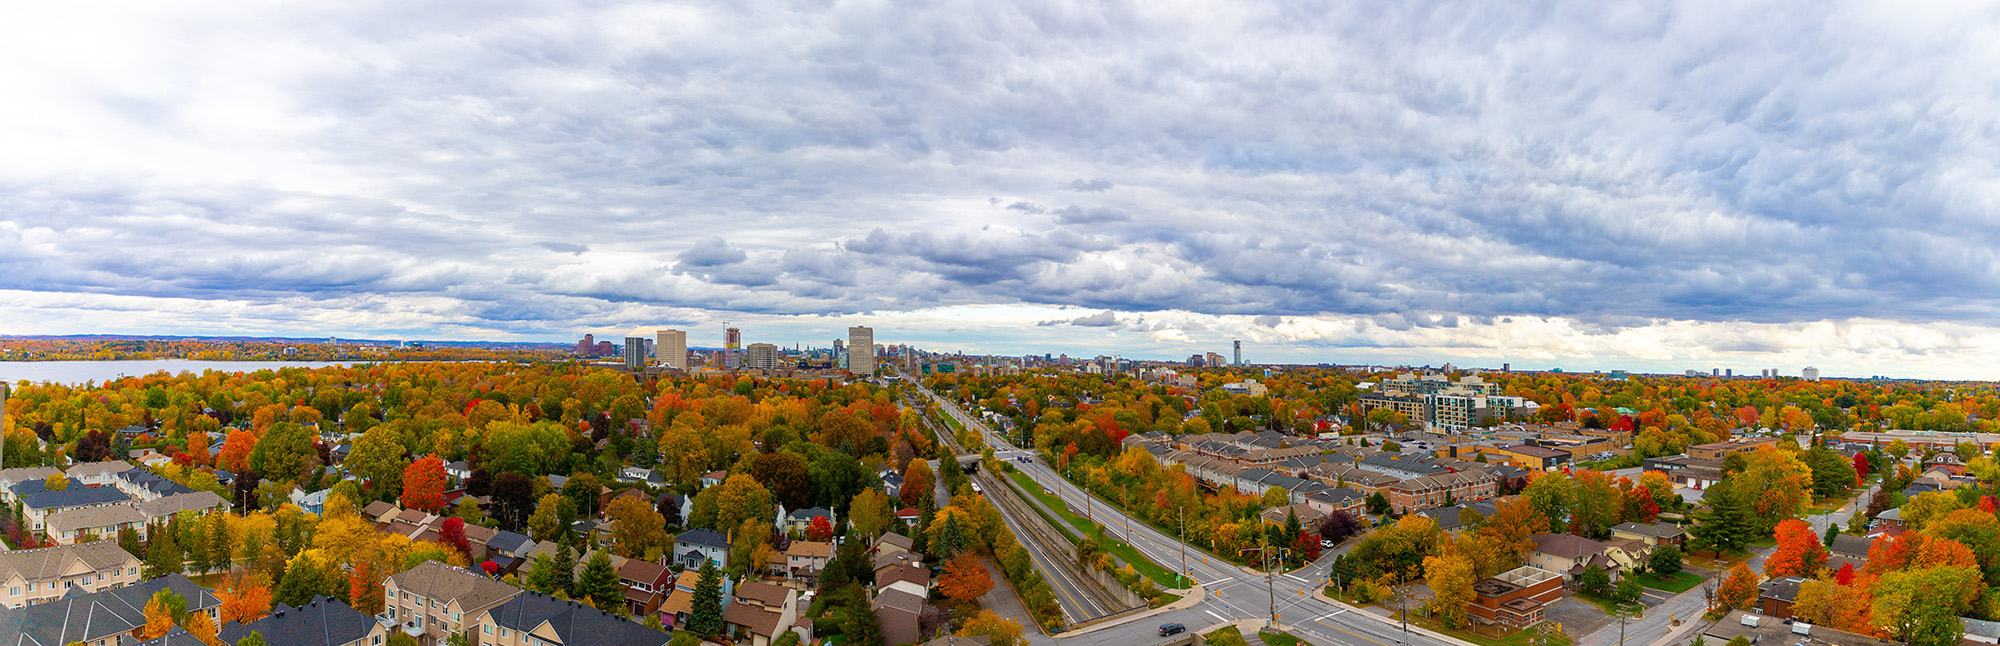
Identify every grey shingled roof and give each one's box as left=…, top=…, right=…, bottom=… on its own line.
left=0, top=540, right=135, bottom=585
left=14, top=485, right=130, bottom=511
left=217, top=596, right=377, bottom=646
left=483, top=591, right=672, bottom=646
left=385, top=560, right=521, bottom=610
left=0, top=573, right=218, bottom=646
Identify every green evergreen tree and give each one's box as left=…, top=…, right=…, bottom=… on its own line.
left=208, top=513, right=233, bottom=572
left=937, top=513, right=967, bottom=558
left=689, top=559, right=725, bottom=636
left=552, top=543, right=577, bottom=596
left=525, top=553, right=560, bottom=594
left=576, top=550, right=623, bottom=611
left=842, top=582, right=884, bottom=646
left=145, top=524, right=184, bottom=578
left=1690, top=477, right=1754, bottom=555
left=1823, top=523, right=1840, bottom=547
left=273, top=554, right=323, bottom=607
left=187, top=516, right=214, bottom=574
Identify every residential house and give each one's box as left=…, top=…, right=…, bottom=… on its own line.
left=1526, top=533, right=1649, bottom=582
left=875, top=561, right=931, bottom=599
left=1759, top=577, right=1807, bottom=620
left=671, top=528, right=730, bottom=569
left=618, top=558, right=674, bottom=617
left=1610, top=522, right=1687, bottom=548
left=0, top=540, right=142, bottom=608
left=874, top=532, right=915, bottom=558
left=786, top=507, right=833, bottom=534
left=1259, top=503, right=1325, bottom=528
left=0, top=573, right=220, bottom=646
left=872, top=588, right=938, bottom=646
left=479, top=591, right=672, bottom=646
left=785, top=541, right=832, bottom=581
left=1382, top=471, right=1495, bottom=513
left=1304, top=488, right=1367, bottom=519
left=292, top=488, right=333, bottom=515
left=654, top=570, right=705, bottom=629
left=218, top=596, right=388, bottom=646
left=0, top=466, right=63, bottom=501
left=725, top=581, right=799, bottom=646
left=700, top=471, right=727, bottom=488
left=382, top=561, right=524, bottom=644
left=1467, top=566, right=1563, bottom=628
left=618, top=466, right=668, bottom=487
left=446, top=461, right=473, bottom=482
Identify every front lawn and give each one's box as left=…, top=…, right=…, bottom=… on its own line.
left=1426, top=619, right=1572, bottom=646
left=1631, top=571, right=1704, bottom=593
left=1574, top=592, right=1645, bottom=615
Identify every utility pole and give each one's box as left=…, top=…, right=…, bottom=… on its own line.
left=1397, top=571, right=1411, bottom=644
left=1264, top=537, right=1278, bottom=631
left=1179, top=504, right=1189, bottom=589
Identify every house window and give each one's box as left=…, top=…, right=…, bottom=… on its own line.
left=8, top=587, right=16, bottom=596
left=484, top=625, right=493, bottom=635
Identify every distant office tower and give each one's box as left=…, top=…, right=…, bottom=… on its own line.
left=657, top=329, right=688, bottom=370
left=1233, top=340, right=1242, bottom=366
left=724, top=328, right=742, bottom=369
left=578, top=334, right=595, bottom=355
left=746, top=343, right=779, bottom=371
left=1712, top=368, right=1720, bottom=377
left=623, top=337, right=645, bottom=371
left=1803, top=367, right=1820, bottom=381
left=1503, top=363, right=1511, bottom=373
left=848, top=326, right=875, bottom=374
left=1725, top=368, right=1733, bottom=377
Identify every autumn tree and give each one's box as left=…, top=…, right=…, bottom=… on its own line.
left=1873, top=566, right=1982, bottom=646
left=1423, top=542, right=1478, bottom=628
left=1716, top=563, right=1762, bottom=611
left=607, top=496, right=668, bottom=560
left=849, top=489, right=894, bottom=540
left=138, top=590, right=179, bottom=639
left=901, top=459, right=936, bottom=508
left=1765, top=519, right=1829, bottom=579
left=218, top=430, right=257, bottom=475
left=940, top=552, right=995, bottom=607
left=345, top=426, right=407, bottom=498
left=400, top=455, right=448, bottom=512
left=1735, top=445, right=1812, bottom=531
left=712, top=474, right=774, bottom=534
left=957, top=610, right=1024, bottom=646
left=808, top=515, right=834, bottom=542
left=217, top=572, right=273, bottom=624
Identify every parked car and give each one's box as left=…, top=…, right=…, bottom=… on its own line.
left=1159, top=623, right=1186, bottom=637
left=1321, top=539, right=1335, bottom=548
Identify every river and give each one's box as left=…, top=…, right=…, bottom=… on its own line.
left=0, top=360, right=356, bottom=385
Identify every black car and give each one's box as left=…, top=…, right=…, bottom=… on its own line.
left=1159, top=623, right=1186, bottom=637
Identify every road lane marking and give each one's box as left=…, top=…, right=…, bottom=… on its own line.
left=1206, top=610, right=1226, bottom=623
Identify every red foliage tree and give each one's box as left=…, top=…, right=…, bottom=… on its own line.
left=441, top=517, right=470, bottom=556
left=1291, top=531, right=1321, bottom=561
left=808, top=515, right=834, bottom=542
left=400, top=455, right=449, bottom=512
left=1835, top=562, right=1856, bottom=586
left=1850, top=452, right=1870, bottom=480
left=1983, top=496, right=1997, bottom=515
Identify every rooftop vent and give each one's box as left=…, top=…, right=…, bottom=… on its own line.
left=1743, top=614, right=1761, bottom=627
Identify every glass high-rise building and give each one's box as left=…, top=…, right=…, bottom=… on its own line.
left=847, top=326, right=875, bottom=374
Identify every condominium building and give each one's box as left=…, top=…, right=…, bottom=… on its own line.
left=383, top=561, right=523, bottom=643
left=746, top=343, right=780, bottom=371
left=724, top=328, right=742, bottom=369
left=479, top=591, right=671, bottom=646
left=657, top=329, right=688, bottom=370
left=0, top=540, right=142, bottom=608
left=847, top=326, right=875, bottom=375
left=624, top=337, right=646, bottom=371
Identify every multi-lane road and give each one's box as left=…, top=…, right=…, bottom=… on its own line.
left=909, top=378, right=1468, bottom=646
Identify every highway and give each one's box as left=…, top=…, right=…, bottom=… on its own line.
left=908, top=377, right=1468, bottom=646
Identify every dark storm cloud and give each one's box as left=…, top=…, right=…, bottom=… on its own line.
left=5, top=0, right=2000, bottom=343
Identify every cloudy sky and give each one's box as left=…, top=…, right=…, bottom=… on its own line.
left=3, top=1, right=2000, bottom=378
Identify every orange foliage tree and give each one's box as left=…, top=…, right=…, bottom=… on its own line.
left=217, top=430, right=256, bottom=475
left=217, top=572, right=273, bottom=625
left=939, top=552, right=995, bottom=606
left=401, top=455, right=448, bottom=512
left=1717, top=563, right=1762, bottom=611
left=1765, top=519, right=1828, bottom=578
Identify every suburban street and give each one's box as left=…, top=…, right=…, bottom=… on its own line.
left=910, top=377, right=1466, bottom=646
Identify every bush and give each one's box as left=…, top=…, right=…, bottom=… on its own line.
left=1615, top=576, right=1642, bottom=603
left=1650, top=545, right=1683, bottom=576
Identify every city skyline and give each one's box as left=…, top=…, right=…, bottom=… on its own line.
left=6, top=2, right=2000, bottom=379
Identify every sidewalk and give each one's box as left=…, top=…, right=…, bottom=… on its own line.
left=1309, top=587, right=1482, bottom=646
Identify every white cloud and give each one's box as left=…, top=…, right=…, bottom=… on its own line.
left=2, top=1, right=1999, bottom=377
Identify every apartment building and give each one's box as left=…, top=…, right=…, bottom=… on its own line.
left=0, top=573, right=220, bottom=646
left=46, top=504, right=148, bottom=545
left=13, top=482, right=132, bottom=533
left=0, top=540, right=143, bottom=608
left=383, top=561, right=523, bottom=644
left=1381, top=471, right=1496, bottom=513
